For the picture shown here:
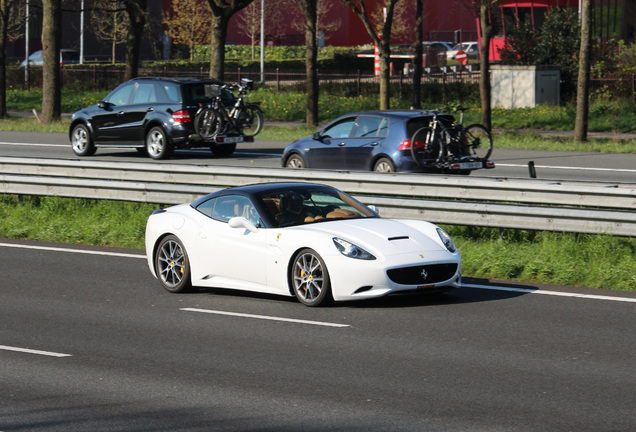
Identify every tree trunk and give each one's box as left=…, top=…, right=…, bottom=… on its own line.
left=412, top=0, right=423, bottom=109
left=302, top=0, right=319, bottom=127
left=124, top=0, right=147, bottom=81
left=0, top=0, right=8, bottom=118
left=479, top=3, right=492, bottom=131
left=574, top=0, right=591, bottom=142
left=42, top=0, right=62, bottom=123
left=206, top=0, right=255, bottom=81
left=209, top=14, right=228, bottom=80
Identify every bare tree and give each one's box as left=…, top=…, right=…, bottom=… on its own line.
left=411, top=0, right=423, bottom=109
left=206, top=0, right=255, bottom=80
left=574, top=0, right=592, bottom=142
left=122, top=0, right=147, bottom=80
left=343, top=0, right=401, bottom=110
left=164, top=0, right=212, bottom=61
left=92, top=0, right=128, bottom=64
left=42, top=0, right=62, bottom=123
left=299, top=0, right=319, bottom=126
left=235, top=0, right=260, bottom=59
left=468, top=0, right=501, bottom=131
left=0, top=0, right=24, bottom=117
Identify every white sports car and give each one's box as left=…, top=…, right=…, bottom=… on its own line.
left=145, top=182, right=461, bottom=306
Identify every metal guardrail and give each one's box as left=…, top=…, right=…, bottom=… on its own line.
left=1, top=157, right=635, bottom=236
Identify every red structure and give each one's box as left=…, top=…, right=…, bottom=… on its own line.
left=478, top=0, right=579, bottom=61
left=226, top=1, right=479, bottom=47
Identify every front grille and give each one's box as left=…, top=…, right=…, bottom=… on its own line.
left=387, top=263, right=458, bottom=285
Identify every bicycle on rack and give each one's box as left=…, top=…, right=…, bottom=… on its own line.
left=410, top=107, right=494, bottom=172
left=194, top=78, right=264, bottom=142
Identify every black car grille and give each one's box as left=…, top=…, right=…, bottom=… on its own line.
left=387, top=263, right=458, bottom=285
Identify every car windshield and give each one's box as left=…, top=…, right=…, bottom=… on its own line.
left=256, top=187, right=377, bottom=227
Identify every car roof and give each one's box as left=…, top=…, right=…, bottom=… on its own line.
left=127, top=76, right=223, bottom=85
left=191, top=182, right=332, bottom=206
left=335, top=109, right=443, bottom=120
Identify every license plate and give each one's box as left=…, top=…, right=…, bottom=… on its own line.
left=218, top=136, right=242, bottom=144
left=458, top=161, right=483, bottom=170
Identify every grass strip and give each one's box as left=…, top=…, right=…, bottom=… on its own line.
left=1, top=195, right=633, bottom=291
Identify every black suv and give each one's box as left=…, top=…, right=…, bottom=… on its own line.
left=69, top=77, right=238, bottom=160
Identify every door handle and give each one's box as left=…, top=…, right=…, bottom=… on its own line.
left=147, top=107, right=154, bottom=112
left=338, top=142, right=346, bottom=146
left=370, top=142, right=379, bottom=146
left=117, top=111, right=125, bottom=116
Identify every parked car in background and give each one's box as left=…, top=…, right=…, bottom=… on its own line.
left=145, top=182, right=461, bottom=306
left=69, top=76, right=244, bottom=160
left=282, top=109, right=492, bottom=174
left=423, top=41, right=453, bottom=52
left=20, top=49, right=80, bottom=66
left=446, top=42, right=479, bottom=61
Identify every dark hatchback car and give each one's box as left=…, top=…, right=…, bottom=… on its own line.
left=282, top=109, right=475, bottom=173
left=69, top=77, right=237, bottom=160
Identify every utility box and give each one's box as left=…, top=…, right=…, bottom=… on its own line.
left=491, top=65, right=560, bottom=108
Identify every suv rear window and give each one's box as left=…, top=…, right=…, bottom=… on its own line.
left=182, top=83, right=236, bottom=106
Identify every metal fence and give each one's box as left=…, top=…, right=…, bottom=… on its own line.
left=1, top=157, right=634, bottom=237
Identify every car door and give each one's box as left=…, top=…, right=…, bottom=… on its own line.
left=345, top=115, right=388, bottom=170
left=196, top=195, right=269, bottom=287
left=307, top=117, right=356, bottom=169
left=91, top=82, right=135, bottom=144
left=119, top=81, right=159, bottom=144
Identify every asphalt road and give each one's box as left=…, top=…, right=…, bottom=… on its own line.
left=1, top=131, right=635, bottom=184
left=1, top=240, right=635, bottom=431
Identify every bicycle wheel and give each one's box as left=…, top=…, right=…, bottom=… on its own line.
left=462, top=124, right=493, bottom=160
left=237, top=105, right=264, bottom=137
left=410, top=126, right=445, bottom=167
left=194, top=107, right=220, bottom=140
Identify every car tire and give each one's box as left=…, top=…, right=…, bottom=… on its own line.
left=146, top=126, right=173, bottom=160
left=290, top=248, right=332, bottom=307
left=210, top=143, right=236, bottom=157
left=70, top=123, right=96, bottom=156
left=285, top=154, right=305, bottom=169
left=373, top=157, right=395, bottom=173
left=155, top=235, right=192, bottom=293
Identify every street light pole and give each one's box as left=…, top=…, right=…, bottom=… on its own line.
left=25, top=0, right=30, bottom=89
left=260, top=0, right=264, bottom=83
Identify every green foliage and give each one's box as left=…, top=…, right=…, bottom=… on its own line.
left=449, top=226, right=636, bottom=290
left=498, top=7, right=581, bottom=83
left=0, top=195, right=157, bottom=249
left=1, top=194, right=632, bottom=290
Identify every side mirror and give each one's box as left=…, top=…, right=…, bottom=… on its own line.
left=368, top=205, right=380, bottom=215
left=97, top=101, right=111, bottom=109
left=228, top=216, right=258, bottom=233
left=312, top=132, right=322, bottom=141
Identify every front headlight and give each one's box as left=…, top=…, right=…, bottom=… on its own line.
left=437, top=228, right=457, bottom=253
left=333, top=238, right=376, bottom=260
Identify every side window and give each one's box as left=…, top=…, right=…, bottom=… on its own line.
left=322, top=117, right=356, bottom=139
left=377, top=118, right=389, bottom=137
left=132, top=83, right=156, bottom=104
left=106, top=83, right=134, bottom=106
left=211, top=195, right=261, bottom=226
left=352, top=116, right=385, bottom=138
left=194, top=197, right=216, bottom=218
left=161, top=83, right=181, bottom=103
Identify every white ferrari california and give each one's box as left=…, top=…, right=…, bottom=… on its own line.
left=145, top=182, right=461, bottom=306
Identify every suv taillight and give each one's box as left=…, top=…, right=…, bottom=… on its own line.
left=172, top=110, right=191, bottom=123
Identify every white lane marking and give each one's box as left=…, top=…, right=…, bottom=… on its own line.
left=495, top=163, right=636, bottom=174
left=181, top=308, right=351, bottom=328
left=463, top=283, right=636, bottom=303
left=0, top=242, right=145, bottom=259
left=0, top=344, right=72, bottom=357
left=0, top=141, right=65, bottom=148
